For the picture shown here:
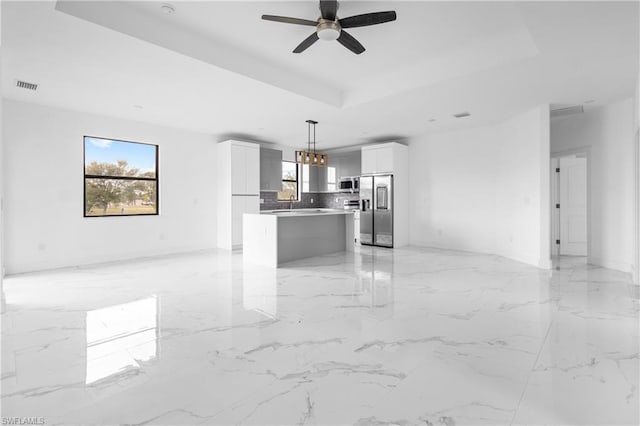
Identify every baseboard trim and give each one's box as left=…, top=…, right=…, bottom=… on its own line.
left=6, top=247, right=217, bottom=276
left=410, top=241, right=548, bottom=270
left=588, top=256, right=633, bottom=273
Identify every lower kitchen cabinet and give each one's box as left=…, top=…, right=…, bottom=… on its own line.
left=232, top=196, right=259, bottom=247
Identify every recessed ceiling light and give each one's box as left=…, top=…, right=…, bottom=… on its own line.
left=453, top=112, right=471, bottom=118
left=133, top=104, right=143, bottom=109
left=160, top=3, right=175, bottom=15
left=428, top=118, right=436, bottom=122
left=584, top=99, right=595, bottom=104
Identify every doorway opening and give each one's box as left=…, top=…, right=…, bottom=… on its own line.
left=551, top=153, right=588, bottom=261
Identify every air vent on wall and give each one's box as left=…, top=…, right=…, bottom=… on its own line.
left=16, top=80, right=38, bottom=91
left=550, top=105, right=584, bottom=118
left=453, top=111, right=470, bottom=118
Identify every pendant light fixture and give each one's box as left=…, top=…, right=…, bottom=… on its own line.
left=295, top=120, right=328, bottom=167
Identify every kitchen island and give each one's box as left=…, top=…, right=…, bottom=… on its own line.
left=243, top=209, right=355, bottom=267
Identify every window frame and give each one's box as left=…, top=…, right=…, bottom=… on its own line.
left=277, top=160, right=299, bottom=201
left=83, top=135, right=159, bottom=218
left=327, top=166, right=337, bottom=192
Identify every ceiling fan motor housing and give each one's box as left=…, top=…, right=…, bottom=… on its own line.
left=261, top=1, right=397, bottom=54
left=317, top=19, right=341, bottom=41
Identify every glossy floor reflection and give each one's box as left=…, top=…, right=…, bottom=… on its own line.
left=1, top=248, right=638, bottom=425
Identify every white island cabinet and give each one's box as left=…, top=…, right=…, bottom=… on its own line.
left=243, top=210, right=354, bottom=268
left=217, top=140, right=260, bottom=250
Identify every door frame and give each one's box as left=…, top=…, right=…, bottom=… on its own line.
left=635, top=129, right=640, bottom=285
left=551, top=147, right=591, bottom=260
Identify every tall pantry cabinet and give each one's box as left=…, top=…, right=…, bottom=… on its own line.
left=217, top=140, right=260, bottom=250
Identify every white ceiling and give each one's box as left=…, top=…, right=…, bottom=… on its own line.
left=2, top=1, right=638, bottom=150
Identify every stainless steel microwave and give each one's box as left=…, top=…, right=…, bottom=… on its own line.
left=339, top=176, right=359, bottom=193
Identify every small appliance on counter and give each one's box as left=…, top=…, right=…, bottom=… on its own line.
left=343, top=199, right=360, bottom=210
left=339, top=176, right=360, bottom=193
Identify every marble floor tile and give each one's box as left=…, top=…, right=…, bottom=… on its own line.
left=1, top=248, right=638, bottom=425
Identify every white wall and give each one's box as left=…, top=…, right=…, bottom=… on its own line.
left=409, top=106, right=551, bottom=269
left=0, top=37, right=5, bottom=310
left=551, top=98, right=635, bottom=273
left=409, top=125, right=500, bottom=254
left=496, top=106, right=551, bottom=268
left=3, top=100, right=217, bottom=274
left=633, top=72, right=640, bottom=285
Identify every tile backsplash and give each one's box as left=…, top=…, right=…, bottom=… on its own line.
left=260, top=191, right=359, bottom=210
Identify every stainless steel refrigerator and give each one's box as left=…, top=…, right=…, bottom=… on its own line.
left=360, top=174, right=393, bottom=247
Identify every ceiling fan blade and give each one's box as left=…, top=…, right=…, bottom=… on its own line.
left=339, top=11, right=397, bottom=28
left=319, top=0, right=338, bottom=20
left=337, top=30, right=365, bottom=54
left=293, top=32, right=320, bottom=53
left=261, top=15, right=317, bottom=26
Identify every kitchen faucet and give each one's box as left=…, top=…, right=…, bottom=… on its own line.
left=289, top=194, right=295, bottom=210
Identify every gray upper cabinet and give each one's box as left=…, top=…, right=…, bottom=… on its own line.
left=302, top=150, right=361, bottom=193
left=335, top=151, right=361, bottom=179
left=260, top=148, right=282, bottom=191
left=306, top=166, right=327, bottom=192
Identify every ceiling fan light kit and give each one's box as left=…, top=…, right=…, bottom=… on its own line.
left=262, top=0, right=396, bottom=55
left=317, top=19, right=341, bottom=41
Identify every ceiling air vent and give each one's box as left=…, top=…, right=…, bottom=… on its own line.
left=550, top=105, right=583, bottom=118
left=453, top=111, right=470, bottom=118
left=16, top=80, right=38, bottom=91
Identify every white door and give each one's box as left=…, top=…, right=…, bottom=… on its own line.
left=231, top=196, right=244, bottom=247
left=231, top=144, right=246, bottom=195
left=232, top=195, right=259, bottom=248
left=245, top=146, right=260, bottom=195
left=559, top=156, right=587, bottom=255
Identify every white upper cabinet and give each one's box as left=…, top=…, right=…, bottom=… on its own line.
left=361, top=148, right=377, bottom=174
left=361, top=144, right=395, bottom=174
left=376, top=148, right=394, bottom=173
left=231, top=142, right=260, bottom=195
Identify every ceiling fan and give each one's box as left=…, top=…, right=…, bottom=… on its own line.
left=262, top=0, right=396, bottom=55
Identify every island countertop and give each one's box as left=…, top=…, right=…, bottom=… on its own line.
left=259, top=208, right=354, bottom=217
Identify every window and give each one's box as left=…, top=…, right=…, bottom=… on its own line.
left=327, top=167, right=337, bottom=192
left=277, top=161, right=298, bottom=201
left=302, top=164, right=310, bottom=193
left=84, top=136, right=158, bottom=217
left=302, top=164, right=336, bottom=192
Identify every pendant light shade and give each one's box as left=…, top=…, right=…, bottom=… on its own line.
left=295, top=120, right=328, bottom=167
